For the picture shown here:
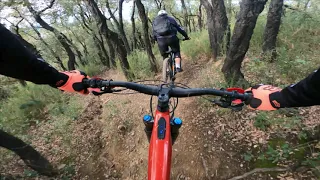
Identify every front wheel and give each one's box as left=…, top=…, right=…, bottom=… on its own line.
left=162, top=58, right=169, bottom=83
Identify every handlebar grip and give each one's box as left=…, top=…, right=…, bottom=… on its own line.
left=82, top=79, right=89, bottom=87
left=82, top=78, right=99, bottom=88
left=243, top=92, right=253, bottom=104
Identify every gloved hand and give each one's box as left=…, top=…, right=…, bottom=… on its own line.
left=245, top=84, right=284, bottom=111
left=184, top=36, right=191, bottom=40
left=58, top=70, right=93, bottom=95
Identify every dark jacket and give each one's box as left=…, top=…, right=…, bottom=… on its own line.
left=152, top=15, right=188, bottom=39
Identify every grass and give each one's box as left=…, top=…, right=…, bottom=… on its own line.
left=245, top=12, right=320, bottom=85
left=127, top=50, right=158, bottom=79
left=180, top=31, right=211, bottom=61
left=78, top=62, right=106, bottom=77
left=0, top=84, right=64, bottom=135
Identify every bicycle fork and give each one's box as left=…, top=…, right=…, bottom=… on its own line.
left=143, top=115, right=182, bottom=144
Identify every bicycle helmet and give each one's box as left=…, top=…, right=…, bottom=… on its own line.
left=158, top=10, right=167, bottom=16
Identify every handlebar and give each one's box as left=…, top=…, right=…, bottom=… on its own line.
left=82, top=79, right=252, bottom=101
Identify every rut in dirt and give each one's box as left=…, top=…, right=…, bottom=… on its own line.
left=71, top=96, right=118, bottom=180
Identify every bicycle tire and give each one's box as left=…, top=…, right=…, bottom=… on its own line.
left=162, top=57, right=169, bottom=82
left=169, top=54, right=175, bottom=82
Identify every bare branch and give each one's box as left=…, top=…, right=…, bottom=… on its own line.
left=105, top=0, right=119, bottom=22
left=200, top=156, right=209, bottom=179
left=228, top=167, right=290, bottom=180
left=154, top=0, right=164, bottom=10
left=188, top=14, right=199, bottom=17
left=3, top=18, right=15, bottom=26
left=38, top=0, right=56, bottom=14
left=119, top=0, right=124, bottom=28
left=4, top=12, right=24, bottom=34
left=23, top=30, right=40, bottom=41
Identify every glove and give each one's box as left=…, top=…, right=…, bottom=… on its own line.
left=57, top=70, right=90, bottom=95
left=245, top=84, right=284, bottom=111
left=153, top=36, right=157, bottom=42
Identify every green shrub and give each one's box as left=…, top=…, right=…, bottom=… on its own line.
left=128, top=50, right=158, bottom=79
left=254, top=112, right=271, bottom=131
left=180, top=31, right=211, bottom=61
left=246, top=12, right=320, bottom=85
left=78, top=62, right=105, bottom=77
left=0, top=84, right=69, bottom=134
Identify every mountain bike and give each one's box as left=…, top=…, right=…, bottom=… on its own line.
left=162, top=38, right=189, bottom=83
left=84, top=79, right=252, bottom=180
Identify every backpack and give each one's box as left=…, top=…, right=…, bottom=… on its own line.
left=153, top=15, right=173, bottom=36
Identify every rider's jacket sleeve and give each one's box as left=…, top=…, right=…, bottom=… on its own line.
left=278, top=67, right=320, bottom=107
left=168, top=16, right=188, bottom=38
left=0, top=24, right=68, bottom=87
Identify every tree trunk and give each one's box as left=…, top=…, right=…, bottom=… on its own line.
left=200, top=0, right=228, bottom=60
left=137, top=31, right=145, bottom=49
left=86, top=0, right=134, bottom=80
left=192, top=17, right=196, bottom=32
left=105, top=38, right=116, bottom=67
left=154, top=0, right=163, bottom=10
left=262, top=0, right=284, bottom=60
left=201, top=0, right=216, bottom=59
left=76, top=3, right=110, bottom=68
left=131, top=0, right=138, bottom=50
left=64, top=34, right=86, bottom=66
left=170, top=12, right=184, bottom=27
left=222, top=0, right=268, bottom=85
left=93, top=36, right=109, bottom=66
left=227, top=0, right=232, bottom=17
left=96, top=34, right=110, bottom=67
left=69, top=26, right=90, bottom=58
left=304, top=0, right=310, bottom=10
left=24, top=0, right=76, bottom=70
left=136, top=0, right=158, bottom=73
left=60, top=19, right=89, bottom=62
left=106, top=0, right=131, bottom=53
left=226, top=0, right=232, bottom=51
left=181, top=0, right=189, bottom=32
left=0, top=129, right=57, bottom=176
left=26, top=20, right=67, bottom=70
left=198, top=3, right=203, bottom=31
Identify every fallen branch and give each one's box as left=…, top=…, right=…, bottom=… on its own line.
left=228, top=167, right=290, bottom=180
left=201, top=156, right=209, bottom=179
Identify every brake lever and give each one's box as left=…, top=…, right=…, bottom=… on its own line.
left=212, top=99, right=231, bottom=108
left=229, top=103, right=244, bottom=112
left=90, top=87, right=124, bottom=96
left=211, top=97, right=244, bottom=112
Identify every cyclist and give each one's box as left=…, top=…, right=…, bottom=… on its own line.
left=246, top=68, right=320, bottom=110
left=152, top=10, right=190, bottom=72
left=0, top=24, right=92, bottom=94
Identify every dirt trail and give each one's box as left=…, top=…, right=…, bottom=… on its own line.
left=69, top=56, right=320, bottom=180
left=94, top=56, right=210, bottom=179
left=74, top=55, right=251, bottom=180
left=2, top=55, right=317, bottom=179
